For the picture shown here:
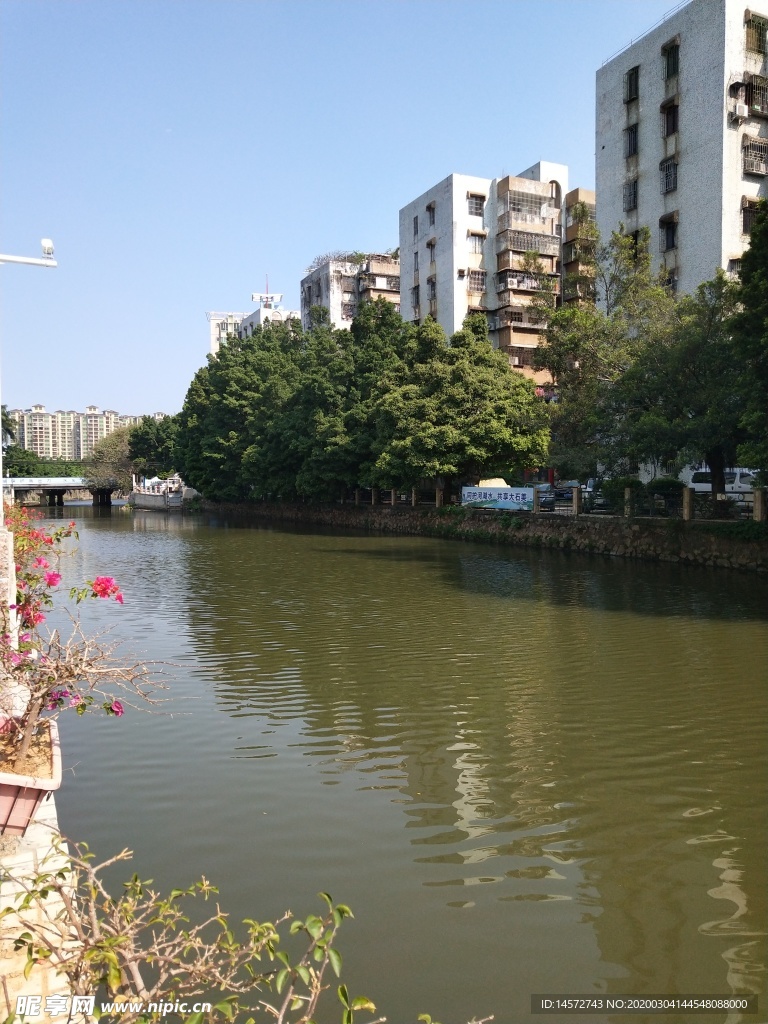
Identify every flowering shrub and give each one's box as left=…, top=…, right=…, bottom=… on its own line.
left=1, top=504, right=158, bottom=769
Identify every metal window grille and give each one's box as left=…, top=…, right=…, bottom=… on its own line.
left=623, top=179, right=638, bottom=211
left=495, top=229, right=560, bottom=256
left=468, top=270, right=486, bottom=292
left=624, top=65, right=640, bottom=102
left=743, top=139, right=768, bottom=175
left=468, top=194, right=485, bottom=216
left=427, top=204, right=435, bottom=226
left=728, top=259, right=742, bottom=278
left=662, top=44, right=679, bottom=79
left=743, top=200, right=760, bottom=234
left=413, top=215, right=418, bottom=238
left=746, top=15, right=767, bottom=55
left=660, top=159, right=677, bottom=193
left=501, top=190, right=554, bottom=224
left=341, top=303, right=357, bottom=320
left=659, top=220, right=677, bottom=252
left=746, top=76, right=768, bottom=114
left=469, top=234, right=484, bottom=253
left=427, top=243, right=435, bottom=263
left=624, top=123, right=639, bottom=157
left=427, top=278, right=437, bottom=300
left=661, top=104, right=678, bottom=137
left=411, top=285, right=420, bottom=308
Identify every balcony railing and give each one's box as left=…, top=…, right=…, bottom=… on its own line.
left=495, top=229, right=560, bottom=256
left=496, top=272, right=559, bottom=294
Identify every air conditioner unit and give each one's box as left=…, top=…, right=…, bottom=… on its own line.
left=734, top=103, right=749, bottom=119
left=457, top=268, right=466, bottom=278
left=510, top=356, right=521, bottom=366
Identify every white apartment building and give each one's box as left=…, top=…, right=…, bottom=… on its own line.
left=9, top=406, right=161, bottom=460
left=398, top=163, right=568, bottom=380
left=206, top=294, right=301, bottom=355
left=299, top=253, right=400, bottom=331
left=596, top=0, right=768, bottom=295
left=206, top=312, right=251, bottom=356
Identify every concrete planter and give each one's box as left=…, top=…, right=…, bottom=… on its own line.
left=0, top=721, right=62, bottom=837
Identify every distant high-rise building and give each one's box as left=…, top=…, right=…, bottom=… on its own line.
left=206, top=292, right=300, bottom=355
left=299, top=253, right=400, bottom=331
left=9, top=407, right=165, bottom=460
left=596, top=0, right=768, bottom=295
left=398, top=163, right=571, bottom=381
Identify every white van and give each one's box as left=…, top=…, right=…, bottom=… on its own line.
left=689, top=468, right=757, bottom=502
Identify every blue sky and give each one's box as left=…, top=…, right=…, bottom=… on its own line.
left=1, top=0, right=678, bottom=416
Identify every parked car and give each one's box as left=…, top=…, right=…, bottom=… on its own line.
left=533, top=482, right=556, bottom=511
left=554, top=480, right=581, bottom=500
left=689, top=468, right=756, bottom=502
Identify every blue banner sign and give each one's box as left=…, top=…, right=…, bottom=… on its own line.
left=461, top=486, right=534, bottom=510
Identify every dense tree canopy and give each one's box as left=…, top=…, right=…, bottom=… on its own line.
left=128, top=415, right=178, bottom=476
left=730, top=200, right=768, bottom=476
left=175, top=301, right=549, bottom=501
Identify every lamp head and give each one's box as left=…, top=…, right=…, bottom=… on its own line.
left=41, top=239, right=54, bottom=257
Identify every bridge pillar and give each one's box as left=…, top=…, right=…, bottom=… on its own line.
left=92, top=489, right=112, bottom=507
left=47, top=490, right=66, bottom=507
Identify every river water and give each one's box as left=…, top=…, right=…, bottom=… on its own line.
left=46, top=507, right=767, bottom=1024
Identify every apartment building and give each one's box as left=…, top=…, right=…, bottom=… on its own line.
left=299, top=253, right=400, bottom=331
left=398, top=163, right=568, bottom=380
left=206, top=312, right=251, bottom=356
left=9, top=406, right=161, bottom=460
left=562, top=187, right=597, bottom=304
left=596, top=0, right=768, bottom=295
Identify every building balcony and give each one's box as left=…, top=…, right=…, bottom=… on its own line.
left=495, top=229, right=560, bottom=257
left=496, top=271, right=559, bottom=295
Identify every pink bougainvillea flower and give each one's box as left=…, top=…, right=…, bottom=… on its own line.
left=69, top=694, right=84, bottom=706
left=33, top=556, right=50, bottom=569
left=91, top=576, right=124, bottom=602
left=44, top=571, right=62, bottom=587
left=109, top=700, right=124, bottom=717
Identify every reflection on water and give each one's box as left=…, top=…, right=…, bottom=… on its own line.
left=50, top=508, right=767, bottom=1024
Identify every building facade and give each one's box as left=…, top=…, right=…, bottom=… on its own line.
left=299, top=253, right=400, bottom=331
left=596, top=0, right=768, bottom=295
left=9, top=407, right=163, bottom=460
left=398, top=163, right=569, bottom=381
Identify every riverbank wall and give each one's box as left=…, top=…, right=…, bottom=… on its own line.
left=202, top=502, right=768, bottom=572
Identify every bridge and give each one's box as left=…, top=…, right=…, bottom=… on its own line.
left=2, top=477, right=120, bottom=506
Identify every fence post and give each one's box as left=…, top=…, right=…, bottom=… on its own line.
left=754, top=488, right=767, bottom=522
left=435, top=487, right=443, bottom=508
left=572, top=486, right=582, bottom=516
left=682, top=487, right=694, bottom=521
left=391, top=488, right=397, bottom=506
left=371, top=487, right=379, bottom=506
left=354, top=488, right=360, bottom=506
left=533, top=486, right=540, bottom=514
left=411, top=487, right=417, bottom=508
left=624, top=487, right=632, bottom=518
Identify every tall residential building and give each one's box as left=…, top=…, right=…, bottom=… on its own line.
left=9, top=407, right=163, bottom=460
left=596, top=0, right=768, bottom=295
left=299, top=253, right=400, bottom=330
left=562, top=187, right=597, bottom=304
left=398, top=163, right=569, bottom=380
left=207, top=293, right=301, bottom=355
left=206, top=312, right=251, bottom=356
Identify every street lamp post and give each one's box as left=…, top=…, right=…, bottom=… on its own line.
left=0, top=240, right=58, bottom=523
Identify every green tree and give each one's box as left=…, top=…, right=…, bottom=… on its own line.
left=129, top=414, right=178, bottom=476
left=606, top=272, right=742, bottom=493
left=532, top=227, right=675, bottom=479
left=373, top=314, right=549, bottom=500
left=2, top=404, right=16, bottom=445
left=175, top=320, right=303, bottom=501
left=85, top=427, right=134, bottom=493
left=3, top=444, right=40, bottom=476
left=730, top=200, right=768, bottom=475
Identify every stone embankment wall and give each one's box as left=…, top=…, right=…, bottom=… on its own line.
left=203, top=502, right=768, bottom=572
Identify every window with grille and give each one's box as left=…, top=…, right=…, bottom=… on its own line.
left=662, top=43, right=679, bottom=79
left=746, top=75, right=768, bottom=114
left=427, top=278, right=436, bottom=300
left=624, top=123, right=639, bottom=157
left=746, top=14, right=767, bottom=54
left=411, top=285, right=420, bottom=309
left=427, top=203, right=436, bottom=226
left=427, top=241, right=436, bottom=263
left=624, top=65, right=640, bottom=102
left=743, top=138, right=768, bottom=175
left=413, top=215, right=418, bottom=238
left=743, top=199, right=760, bottom=234
left=469, top=233, right=484, bottom=253
left=623, top=179, right=638, bottom=211
left=468, top=194, right=485, bottom=216
left=660, top=158, right=678, bottom=193
left=659, top=218, right=677, bottom=252
left=728, top=258, right=742, bottom=278
left=661, top=103, right=678, bottom=137
left=468, top=270, right=486, bottom=292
